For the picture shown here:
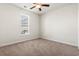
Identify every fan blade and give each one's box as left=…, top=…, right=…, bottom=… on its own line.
left=33, top=3, right=37, bottom=4
left=39, top=8, right=41, bottom=11
left=30, top=6, right=36, bottom=9
left=33, top=3, right=40, bottom=5
left=42, top=4, right=49, bottom=7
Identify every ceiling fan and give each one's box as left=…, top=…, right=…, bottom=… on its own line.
left=30, top=3, right=50, bottom=11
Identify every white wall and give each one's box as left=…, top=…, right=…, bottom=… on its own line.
left=41, top=4, right=78, bottom=46
left=0, top=4, right=39, bottom=47
left=78, top=4, right=79, bottom=48
left=0, top=3, right=78, bottom=47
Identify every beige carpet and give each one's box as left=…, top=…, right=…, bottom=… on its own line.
left=0, top=38, right=79, bottom=56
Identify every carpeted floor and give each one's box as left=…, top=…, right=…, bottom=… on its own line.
left=0, top=38, right=79, bottom=56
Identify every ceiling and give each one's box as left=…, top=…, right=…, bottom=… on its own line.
left=13, top=3, right=68, bottom=15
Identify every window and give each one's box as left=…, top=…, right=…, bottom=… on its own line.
left=21, top=14, right=29, bottom=35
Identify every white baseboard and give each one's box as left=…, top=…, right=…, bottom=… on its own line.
left=0, top=37, right=78, bottom=48
left=41, top=37, right=78, bottom=47
left=0, top=38, right=38, bottom=48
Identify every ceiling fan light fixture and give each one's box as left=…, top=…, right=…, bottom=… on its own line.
left=30, top=3, right=50, bottom=11
left=36, top=5, right=41, bottom=8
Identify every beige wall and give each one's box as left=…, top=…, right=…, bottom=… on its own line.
left=0, top=4, right=39, bottom=47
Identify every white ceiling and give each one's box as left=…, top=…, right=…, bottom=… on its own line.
left=13, top=3, right=68, bottom=15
